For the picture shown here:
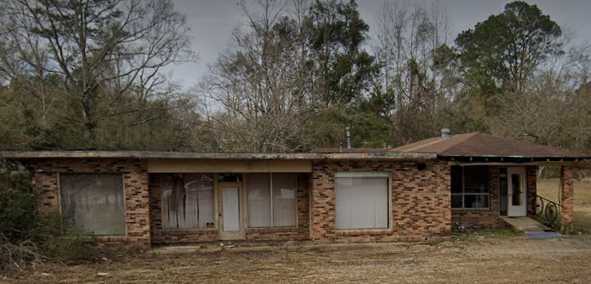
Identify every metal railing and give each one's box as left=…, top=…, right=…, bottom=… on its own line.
left=535, top=194, right=561, bottom=229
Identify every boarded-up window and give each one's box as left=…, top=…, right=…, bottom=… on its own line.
left=60, top=174, right=125, bottom=235
left=160, top=174, right=214, bottom=229
left=246, top=173, right=297, bottom=227
left=335, top=174, right=389, bottom=229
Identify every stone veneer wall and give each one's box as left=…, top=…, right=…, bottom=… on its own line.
left=310, top=160, right=452, bottom=242
left=452, top=165, right=537, bottom=229
left=149, top=173, right=310, bottom=244
left=25, top=158, right=151, bottom=248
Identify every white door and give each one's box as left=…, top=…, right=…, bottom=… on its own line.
left=220, top=183, right=242, bottom=239
left=507, top=167, right=527, bottom=217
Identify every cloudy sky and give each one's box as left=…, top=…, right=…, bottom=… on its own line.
left=165, top=0, right=591, bottom=89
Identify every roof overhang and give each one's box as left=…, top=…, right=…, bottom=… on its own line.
left=440, top=154, right=591, bottom=163
left=0, top=151, right=436, bottom=161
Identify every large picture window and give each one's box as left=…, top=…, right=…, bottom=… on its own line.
left=246, top=173, right=298, bottom=227
left=60, top=174, right=125, bottom=235
left=451, top=166, right=489, bottom=209
left=160, top=174, right=215, bottom=230
left=335, top=173, right=389, bottom=230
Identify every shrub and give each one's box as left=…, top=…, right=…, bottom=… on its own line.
left=0, top=161, right=36, bottom=243
left=0, top=159, right=99, bottom=272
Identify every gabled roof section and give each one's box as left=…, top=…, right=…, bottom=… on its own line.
left=393, top=132, right=588, bottom=160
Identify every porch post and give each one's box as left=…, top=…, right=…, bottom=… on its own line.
left=560, top=166, right=574, bottom=233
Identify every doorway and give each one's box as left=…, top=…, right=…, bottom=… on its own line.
left=507, top=167, right=527, bottom=217
left=218, top=181, right=243, bottom=240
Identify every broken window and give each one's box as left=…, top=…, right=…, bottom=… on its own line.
left=451, top=166, right=490, bottom=209
left=60, top=174, right=125, bottom=235
left=246, top=173, right=298, bottom=227
left=160, top=174, right=215, bottom=230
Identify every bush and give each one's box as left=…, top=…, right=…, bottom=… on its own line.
left=0, top=159, right=99, bottom=272
left=42, top=227, right=98, bottom=263
left=0, top=161, right=36, bottom=243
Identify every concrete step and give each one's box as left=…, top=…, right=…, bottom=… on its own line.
left=501, top=216, right=560, bottom=239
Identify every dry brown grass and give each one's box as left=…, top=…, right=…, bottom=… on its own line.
left=4, top=236, right=591, bottom=283
left=538, top=178, right=591, bottom=232
left=3, top=178, right=591, bottom=283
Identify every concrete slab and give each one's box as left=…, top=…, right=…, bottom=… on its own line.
left=526, top=231, right=562, bottom=239
left=502, top=216, right=551, bottom=232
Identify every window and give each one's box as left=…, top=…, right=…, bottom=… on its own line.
left=511, top=174, right=522, bottom=206
left=335, top=173, right=389, bottom=229
left=246, top=173, right=298, bottom=227
left=60, top=174, right=125, bottom=235
left=160, top=174, right=215, bottom=230
left=451, top=166, right=489, bottom=209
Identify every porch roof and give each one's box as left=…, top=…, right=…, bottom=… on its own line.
left=392, top=132, right=590, bottom=162
left=0, top=150, right=435, bottom=161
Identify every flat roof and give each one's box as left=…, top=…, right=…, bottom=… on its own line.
left=2, top=133, right=588, bottom=162
left=0, top=150, right=436, bottom=161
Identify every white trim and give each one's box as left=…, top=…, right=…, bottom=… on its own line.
left=507, top=167, right=527, bottom=217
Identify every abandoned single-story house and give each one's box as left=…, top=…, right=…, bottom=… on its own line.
left=1, top=131, right=589, bottom=248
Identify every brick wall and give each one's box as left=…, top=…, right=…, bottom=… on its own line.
left=25, top=157, right=541, bottom=246
left=25, top=158, right=151, bottom=248
left=526, top=166, right=538, bottom=217
left=561, top=166, right=574, bottom=233
left=310, top=160, right=452, bottom=242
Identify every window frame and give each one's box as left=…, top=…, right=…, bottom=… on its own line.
left=334, top=172, right=392, bottom=231
left=159, top=173, right=216, bottom=232
left=245, top=173, right=299, bottom=229
left=451, top=166, right=490, bottom=210
left=57, top=173, right=127, bottom=236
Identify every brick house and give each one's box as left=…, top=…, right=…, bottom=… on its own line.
left=1, top=132, right=588, bottom=248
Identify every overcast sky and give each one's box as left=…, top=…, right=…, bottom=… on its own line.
left=165, top=0, right=591, bottom=89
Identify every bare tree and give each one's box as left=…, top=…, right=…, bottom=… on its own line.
left=200, top=0, right=313, bottom=152
left=375, top=0, right=452, bottom=144
left=0, top=0, right=194, bottom=146
left=488, top=43, right=591, bottom=151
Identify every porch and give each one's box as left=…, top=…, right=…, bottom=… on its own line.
left=450, top=163, right=581, bottom=233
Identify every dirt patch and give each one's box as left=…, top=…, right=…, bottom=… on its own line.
left=4, top=235, right=591, bottom=283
